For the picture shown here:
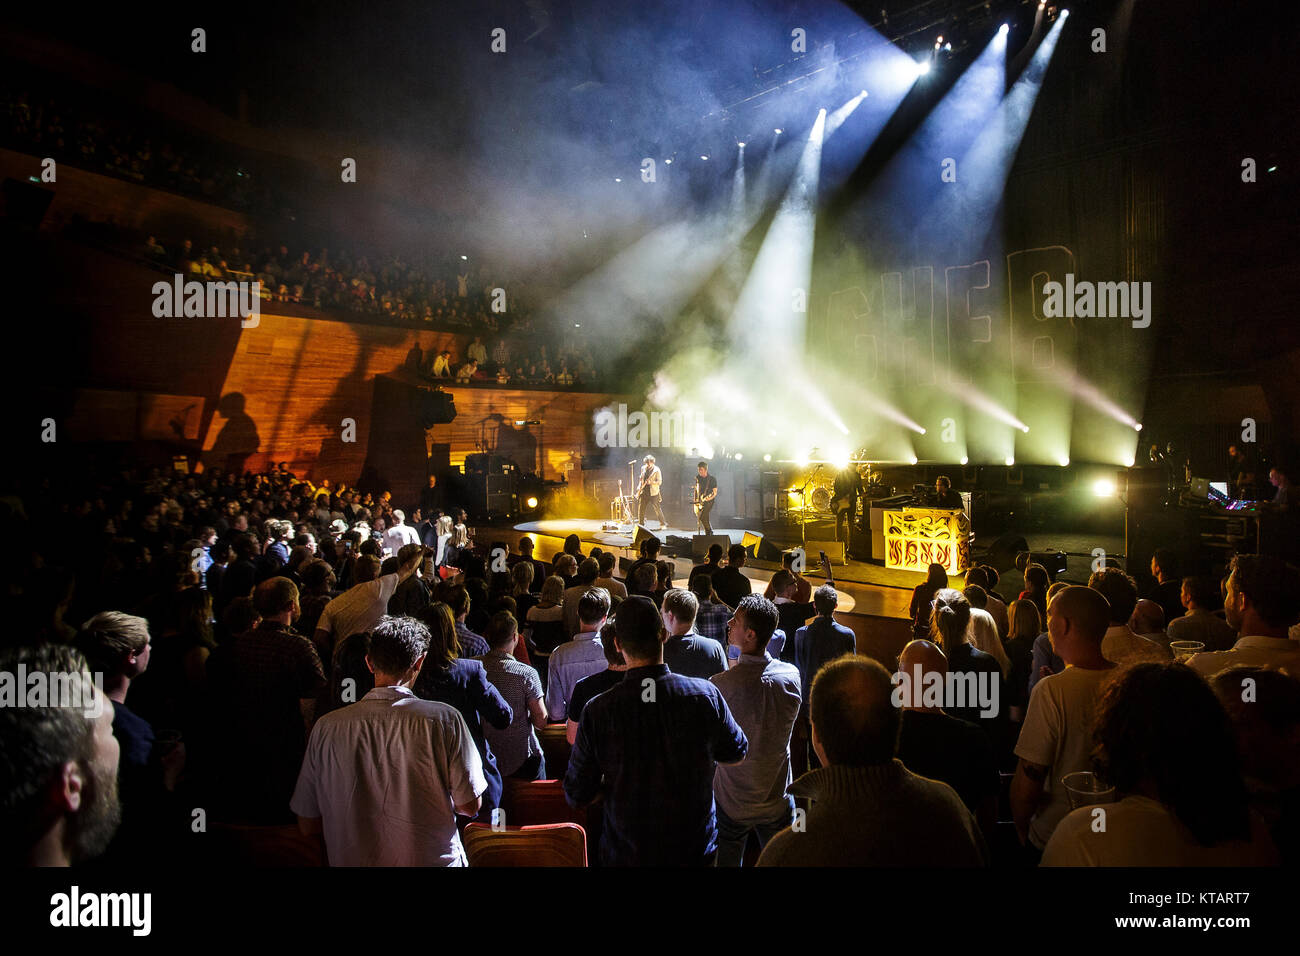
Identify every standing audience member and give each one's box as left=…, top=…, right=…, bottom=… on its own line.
left=476, top=612, right=548, bottom=781
left=712, top=544, right=753, bottom=613
left=565, top=619, right=628, bottom=745
left=711, top=594, right=801, bottom=866
left=1188, top=555, right=1300, bottom=678
left=544, top=588, right=611, bottom=721
left=565, top=596, right=748, bottom=866
left=1090, top=567, right=1171, bottom=664
left=661, top=588, right=727, bottom=680
left=291, top=616, right=486, bottom=865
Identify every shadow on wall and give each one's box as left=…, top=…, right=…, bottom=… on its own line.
left=204, top=392, right=261, bottom=474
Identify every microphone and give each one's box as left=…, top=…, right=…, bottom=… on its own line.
left=628, top=460, right=637, bottom=465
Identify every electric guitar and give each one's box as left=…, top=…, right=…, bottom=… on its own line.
left=693, top=483, right=716, bottom=517
left=637, top=467, right=662, bottom=497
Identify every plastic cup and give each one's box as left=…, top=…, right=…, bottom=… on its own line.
left=1170, top=641, right=1204, bottom=662
left=1061, top=770, right=1115, bottom=810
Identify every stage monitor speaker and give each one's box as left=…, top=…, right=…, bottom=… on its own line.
left=988, top=533, right=1029, bottom=572
left=805, top=539, right=846, bottom=566
left=632, top=524, right=659, bottom=555
left=741, top=530, right=784, bottom=562
left=692, top=534, right=730, bottom=559
left=1019, top=549, right=1068, bottom=580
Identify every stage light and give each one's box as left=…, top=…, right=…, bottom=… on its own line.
left=1134, top=423, right=1143, bottom=432
left=734, top=452, right=743, bottom=461
left=960, top=456, right=969, bottom=465
left=916, top=60, right=931, bottom=76
left=1093, top=478, right=1115, bottom=498
left=795, top=451, right=811, bottom=468
left=1124, top=455, right=1135, bottom=467
left=774, top=128, right=782, bottom=134
left=460, top=255, right=468, bottom=260
left=1059, top=456, right=1070, bottom=466
left=919, top=428, right=927, bottom=435
left=737, top=142, right=745, bottom=147
left=1021, top=425, right=1031, bottom=434
left=1006, top=456, right=1015, bottom=466
left=944, top=42, right=952, bottom=51
left=525, top=496, right=539, bottom=509
left=999, top=23, right=1009, bottom=34
left=909, top=456, right=919, bottom=465
left=614, top=177, right=622, bottom=182
left=664, top=158, right=672, bottom=164
left=763, top=454, right=772, bottom=462
left=700, top=155, right=709, bottom=160
left=574, top=323, right=581, bottom=327
left=1061, top=9, right=1069, bottom=17
left=831, top=446, right=851, bottom=469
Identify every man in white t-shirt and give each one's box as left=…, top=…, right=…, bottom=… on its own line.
left=292, top=616, right=486, bottom=865
left=1089, top=567, right=1171, bottom=664
left=382, top=510, right=420, bottom=556
left=314, top=546, right=424, bottom=661
left=1011, top=585, right=1118, bottom=856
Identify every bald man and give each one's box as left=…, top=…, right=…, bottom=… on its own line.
left=757, top=656, right=986, bottom=866
left=895, top=641, right=998, bottom=838
left=1129, top=598, right=1167, bottom=649
left=1010, top=586, right=1117, bottom=859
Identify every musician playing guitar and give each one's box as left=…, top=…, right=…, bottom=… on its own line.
left=832, top=462, right=865, bottom=556
left=694, top=460, right=718, bottom=534
left=637, top=454, right=667, bottom=529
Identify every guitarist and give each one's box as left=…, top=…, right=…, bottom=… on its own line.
left=832, top=462, right=864, bottom=556
left=694, top=460, right=718, bottom=534
left=637, top=454, right=667, bottom=529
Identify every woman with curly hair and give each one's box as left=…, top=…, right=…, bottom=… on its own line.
left=1042, top=662, right=1277, bottom=865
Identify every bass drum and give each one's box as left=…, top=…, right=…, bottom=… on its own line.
left=809, top=484, right=834, bottom=514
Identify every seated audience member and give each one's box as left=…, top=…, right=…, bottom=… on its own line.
left=1188, top=555, right=1300, bottom=679
left=909, top=563, right=949, bottom=641
left=0, top=644, right=122, bottom=866
left=929, top=588, right=1005, bottom=739
left=769, top=559, right=834, bottom=665
left=545, top=587, right=612, bottom=721
left=1089, top=567, right=1171, bottom=664
left=1042, top=662, right=1277, bottom=866
left=690, top=573, right=731, bottom=644
left=711, top=594, right=801, bottom=866
left=1021, top=564, right=1051, bottom=623
left=476, top=612, right=548, bottom=781
left=653, top=560, right=675, bottom=603
left=1167, top=575, right=1237, bottom=652
left=593, top=550, right=628, bottom=602
left=895, top=640, right=998, bottom=838
left=689, top=544, right=725, bottom=590
left=1011, top=586, right=1117, bottom=859
left=565, top=596, right=748, bottom=866
left=216, top=577, right=327, bottom=823
left=1028, top=582, right=1070, bottom=697
left=762, top=550, right=813, bottom=604
left=626, top=536, right=662, bottom=583
left=562, top=558, right=602, bottom=637
left=628, top=563, right=659, bottom=605
left=757, top=656, right=987, bottom=867
left=1148, top=548, right=1185, bottom=625
left=413, top=603, right=512, bottom=820
left=1003, top=599, right=1041, bottom=722
left=566, top=619, right=629, bottom=745
left=314, top=548, right=423, bottom=666
left=444, top=584, right=489, bottom=658
left=509, top=561, right=538, bottom=621
left=662, top=588, right=727, bottom=679
left=291, top=616, right=486, bottom=865
left=1212, top=666, right=1300, bottom=864
left=966, top=566, right=1008, bottom=637
left=514, top=536, right=549, bottom=587
left=712, top=544, right=753, bottom=613
left=553, top=553, right=580, bottom=589
left=1129, top=599, right=1167, bottom=647
left=965, top=594, right=1011, bottom=680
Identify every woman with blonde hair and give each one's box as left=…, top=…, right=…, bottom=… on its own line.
left=525, top=574, right=567, bottom=692
left=1005, top=599, right=1042, bottom=721
left=434, top=514, right=454, bottom=568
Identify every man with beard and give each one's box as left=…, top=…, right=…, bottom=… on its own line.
left=0, top=644, right=122, bottom=865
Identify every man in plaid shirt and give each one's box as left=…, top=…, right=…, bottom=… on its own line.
left=691, top=574, right=732, bottom=645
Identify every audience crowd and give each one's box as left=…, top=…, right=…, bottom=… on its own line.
left=2, top=461, right=1297, bottom=868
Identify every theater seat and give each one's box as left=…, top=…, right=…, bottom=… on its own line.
left=463, top=822, right=587, bottom=867
left=538, top=724, right=572, bottom=779
left=207, top=823, right=325, bottom=866
left=500, top=778, right=586, bottom=827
